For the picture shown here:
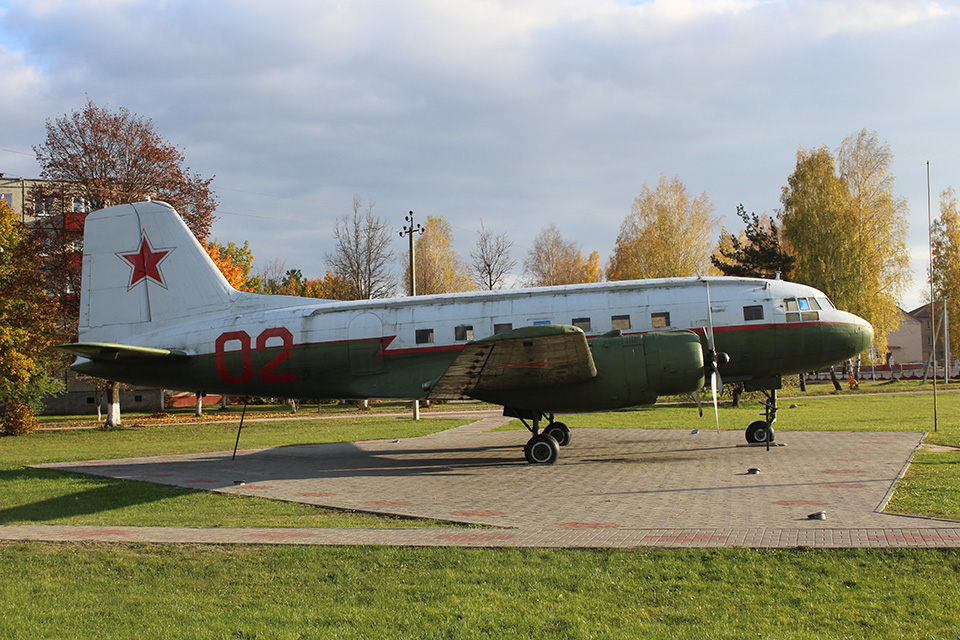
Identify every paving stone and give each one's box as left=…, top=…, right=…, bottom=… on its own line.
left=7, top=416, right=959, bottom=548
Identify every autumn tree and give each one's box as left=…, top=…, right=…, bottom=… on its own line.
left=205, top=240, right=260, bottom=291
left=0, top=200, right=64, bottom=434
left=301, top=271, right=354, bottom=300
left=407, top=216, right=475, bottom=295
left=607, top=174, right=719, bottom=281
left=930, top=187, right=960, bottom=361
left=711, top=204, right=795, bottom=279
left=33, top=99, right=217, bottom=238
left=327, top=196, right=394, bottom=299
left=30, top=99, right=218, bottom=337
left=523, top=223, right=600, bottom=287
left=779, top=130, right=910, bottom=357
left=469, top=220, right=516, bottom=290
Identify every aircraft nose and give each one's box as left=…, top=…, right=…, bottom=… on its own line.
left=852, top=316, right=874, bottom=354
left=817, top=313, right=874, bottom=364
left=836, top=313, right=874, bottom=359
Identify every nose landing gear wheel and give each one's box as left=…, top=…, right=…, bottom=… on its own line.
left=745, top=420, right=774, bottom=444
left=524, top=433, right=560, bottom=464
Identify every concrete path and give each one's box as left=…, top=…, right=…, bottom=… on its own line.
left=7, top=415, right=960, bottom=548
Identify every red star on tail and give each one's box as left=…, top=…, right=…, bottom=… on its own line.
left=118, top=234, right=174, bottom=290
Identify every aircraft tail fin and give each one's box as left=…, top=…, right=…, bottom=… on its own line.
left=78, top=201, right=236, bottom=342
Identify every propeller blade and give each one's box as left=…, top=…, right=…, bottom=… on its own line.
left=693, top=389, right=704, bottom=418
left=710, top=369, right=720, bottom=433
left=705, top=281, right=716, bottom=351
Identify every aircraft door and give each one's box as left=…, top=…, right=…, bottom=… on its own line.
left=348, top=313, right=385, bottom=375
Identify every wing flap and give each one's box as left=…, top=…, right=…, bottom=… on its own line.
left=57, top=342, right=189, bottom=361
left=426, top=324, right=596, bottom=400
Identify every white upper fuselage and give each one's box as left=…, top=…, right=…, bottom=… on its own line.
left=100, top=275, right=867, bottom=361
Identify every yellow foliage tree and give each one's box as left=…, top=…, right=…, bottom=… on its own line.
left=302, top=270, right=355, bottom=300
left=409, top=216, right=476, bottom=295
left=524, top=223, right=601, bottom=287
left=0, top=200, right=64, bottom=432
left=780, top=130, right=910, bottom=359
left=607, top=174, right=718, bottom=280
left=204, top=240, right=259, bottom=292
left=930, top=187, right=960, bottom=362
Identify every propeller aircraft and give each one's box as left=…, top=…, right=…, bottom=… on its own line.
left=60, top=201, right=874, bottom=464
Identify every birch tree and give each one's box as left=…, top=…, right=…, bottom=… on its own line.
left=327, top=196, right=395, bottom=299
left=779, top=130, right=910, bottom=357
left=524, top=223, right=600, bottom=287
left=408, top=216, right=475, bottom=295
left=607, top=174, right=718, bottom=280
left=469, top=220, right=515, bottom=290
left=930, top=187, right=960, bottom=361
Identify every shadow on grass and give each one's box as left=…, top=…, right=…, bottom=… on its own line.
left=0, top=468, right=190, bottom=525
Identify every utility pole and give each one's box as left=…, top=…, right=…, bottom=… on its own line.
left=400, top=211, right=424, bottom=419
left=927, top=161, right=938, bottom=432
left=944, top=297, right=951, bottom=383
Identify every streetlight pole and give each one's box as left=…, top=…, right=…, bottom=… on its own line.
left=400, top=211, right=424, bottom=419
left=400, top=211, right=424, bottom=297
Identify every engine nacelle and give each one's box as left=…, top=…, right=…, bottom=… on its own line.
left=477, top=329, right=705, bottom=413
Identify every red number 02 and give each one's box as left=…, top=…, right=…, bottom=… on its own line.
left=215, top=328, right=297, bottom=385
left=257, top=327, right=297, bottom=383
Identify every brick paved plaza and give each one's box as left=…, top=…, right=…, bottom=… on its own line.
left=6, top=415, right=960, bottom=548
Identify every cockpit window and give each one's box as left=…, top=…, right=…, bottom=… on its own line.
left=783, top=297, right=820, bottom=322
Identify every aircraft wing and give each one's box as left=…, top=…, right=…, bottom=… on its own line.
left=425, top=324, right=597, bottom=400
left=57, top=342, right=189, bottom=361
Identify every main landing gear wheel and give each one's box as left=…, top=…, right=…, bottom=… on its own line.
left=524, top=433, right=560, bottom=464
left=745, top=420, right=774, bottom=444
left=542, top=422, right=571, bottom=447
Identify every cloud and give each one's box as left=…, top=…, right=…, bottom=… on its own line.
left=1, top=0, right=958, bottom=302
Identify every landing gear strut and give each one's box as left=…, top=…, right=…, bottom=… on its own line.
left=513, top=411, right=571, bottom=464
left=745, top=388, right=777, bottom=448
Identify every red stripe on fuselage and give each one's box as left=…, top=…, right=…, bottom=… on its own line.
left=200, top=319, right=861, bottom=359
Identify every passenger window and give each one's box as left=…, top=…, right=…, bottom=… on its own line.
left=455, top=325, right=474, bottom=341
left=572, top=317, right=592, bottom=331
left=415, top=329, right=434, bottom=344
left=494, top=323, right=513, bottom=334
left=651, top=312, right=670, bottom=328
left=743, top=305, right=764, bottom=321
left=611, top=314, right=631, bottom=330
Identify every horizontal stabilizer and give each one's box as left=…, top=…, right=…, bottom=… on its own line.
left=57, top=342, right=189, bottom=361
left=426, top=324, right=596, bottom=400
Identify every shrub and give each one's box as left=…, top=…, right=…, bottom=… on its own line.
left=1, top=401, right=40, bottom=436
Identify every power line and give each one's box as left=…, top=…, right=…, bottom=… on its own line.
left=217, top=186, right=351, bottom=209
left=215, top=208, right=332, bottom=225
left=0, top=147, right=34, bottom=156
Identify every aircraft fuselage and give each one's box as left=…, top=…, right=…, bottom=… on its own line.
left=74, top=276, right=872, bottom=410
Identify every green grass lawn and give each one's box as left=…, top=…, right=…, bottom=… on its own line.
left=0, top=417, right=467, bottom=529
left=5, top=388, right=960, bottom=637
left=1, top=543, right=959, bottom=639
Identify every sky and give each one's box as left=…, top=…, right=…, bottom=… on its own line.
left=1, top=0, right=958, bottom=308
